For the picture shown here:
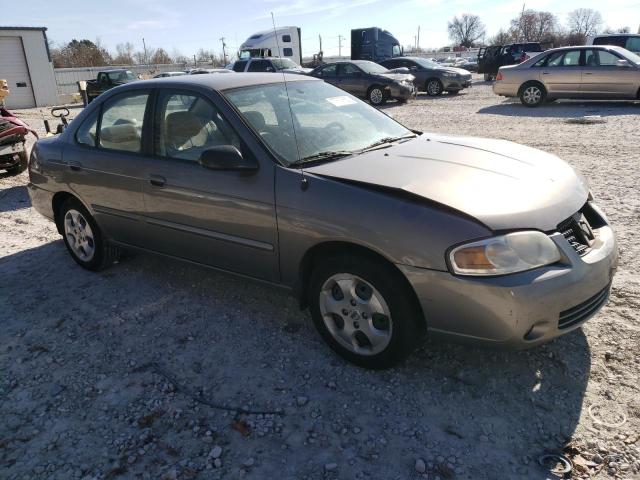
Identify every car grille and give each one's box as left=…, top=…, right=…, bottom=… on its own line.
left=558, top=285, right=610, bottom=329
left=557, top=213, right=597, bottom=256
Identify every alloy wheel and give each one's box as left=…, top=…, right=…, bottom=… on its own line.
left=427, top=80, right=442, bottom=95
left=319, top=273, right=393, bottom=356
left=64, top=209, right=96, bottom=262
left=523, top=86, right=542, bottom=105
left=369, top=88, right=384, bottom=105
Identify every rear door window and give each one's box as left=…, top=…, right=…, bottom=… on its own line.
left=626, top=37, right=640, bottom=52
left=99, top=92, right=149, bottom=153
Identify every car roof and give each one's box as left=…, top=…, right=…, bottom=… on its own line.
left=321, top=60, right=375, bottom=65
left=141, top=72, right=318, bottom=91
left=543, top=45, right=625, bottom=53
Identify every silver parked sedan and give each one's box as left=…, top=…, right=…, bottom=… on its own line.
left=493, top=45, right=640, bottom=106
left=28, top=73, right=618, bottom=368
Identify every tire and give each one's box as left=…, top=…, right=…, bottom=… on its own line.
left=368, top=86, right=386, bottom=106
left=426, top=79, right=443, bottom=96
left=483, top=73, right=494, bottom=82
left=519, top=82, right=546, bottom=107
left=59, top=197, right=119, bottom=271
left=308, top=253, right=424, bottom=369
left=4, top=151, right=28, bottom=176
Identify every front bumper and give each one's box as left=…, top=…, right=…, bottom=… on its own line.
left=442, top=76, right=472, bottom=91
left=0, top=141, right=25, bottom=168
left=388, top=83, right=416, bottom=101
left=400, top=213, right=618, bottom=348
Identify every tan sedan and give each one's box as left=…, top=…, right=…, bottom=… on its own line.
left=493, top=45, right=640, bottom=106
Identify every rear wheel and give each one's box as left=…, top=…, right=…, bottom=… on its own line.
left=4, top=151, right=28, bottom=176
left=59, top=197, right=119, bottom=271
left=483, top=73, right=495, bottom=82
left=308, top=253, right=424, bottom=369
left=426, top=79, right=443, bottom=96
left=368, top=86, right=387, bottom=106
left=519, top=82, right=546, bottom=107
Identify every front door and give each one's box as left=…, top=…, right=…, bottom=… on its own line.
left=539, top=49, right=583, bottom=96
left=63, top=90, right=150, bottom=247
left=140, top=89, right=279, bottom=282
left=581, top=49, right=639, bottom=98
left=338, top=63, right=367, bottom=96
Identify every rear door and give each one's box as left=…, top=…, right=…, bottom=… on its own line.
left=581, top=49, right=639, bottom=97
left=539, top=49, right=583, bottom=96
left=140, top=88, right=279, bottom=281
left=63, top=90, right=150, bottom=246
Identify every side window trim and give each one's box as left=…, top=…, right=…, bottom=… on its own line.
left=151, top=87, right=245, bottom=163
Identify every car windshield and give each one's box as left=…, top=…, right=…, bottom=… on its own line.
left=617, top=47, right=640, bottom=65
left=411, top=57, right=440, bottom=69
left=272, top=58, right=299, bottom=70
left=107, top=71, right=136, bottom=82
left=224, top=80, right=413, bottom=166
left=357, top=62, right=389, bottom=74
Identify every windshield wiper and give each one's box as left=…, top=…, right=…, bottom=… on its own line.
left=358, top=134, right=418, bottom=153
left=290, top=150, right=354, bottom=166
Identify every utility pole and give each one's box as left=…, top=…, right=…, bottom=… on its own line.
left=142, top=37, right=148, bottom=66
left=338, top=35, right=344, bottom=57
left=220, top=37, right=227, bottom=65
left=417, top=26, right=420, bottom=53
left=519, top=3, right=526, bottom=42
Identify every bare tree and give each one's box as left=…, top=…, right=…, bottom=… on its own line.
left=151, top=48, right=172, bottom=64
left=448, top=14, right=486, bottom=48
left=603, top=26, right=631, bottom=34
left=488, top=29, right=513, bottom=45
left=113, top=42, right=135, bottom=65
left=509, top=10, right=558, bottom=42
left=567, top=8, right=602, bottom=39
left=171, top=49, right=189, bottom=65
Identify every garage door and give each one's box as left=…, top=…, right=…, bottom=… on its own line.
left=0, top=37, right=36, bottom=109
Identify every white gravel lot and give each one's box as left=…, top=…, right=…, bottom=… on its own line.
left=1, top=80, right=639, bottom=480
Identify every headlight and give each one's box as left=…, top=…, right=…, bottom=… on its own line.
left=449, top=231, right=561, bottom=276
left=441, top=72, right=458, bottom=78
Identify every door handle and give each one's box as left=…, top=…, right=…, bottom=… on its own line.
left=68, top=161, right=82, bottom=171
left=584, top=72, right=593, bottom=75
left=149, top=174, right=166, bottom=187
left=541, top=71, right=549, bottom=75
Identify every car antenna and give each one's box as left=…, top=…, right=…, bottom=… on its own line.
left=271, top=12, right=308, bottom=191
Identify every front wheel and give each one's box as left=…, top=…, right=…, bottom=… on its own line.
left=368, top=86, right=386, bottom=106
left=308, top=254, right=424, bottom=369
left=519, top=82, right=546, bottom=107
left=59, top=197, right=119, bottom=271
left=426, top=79, right=443, bottom=96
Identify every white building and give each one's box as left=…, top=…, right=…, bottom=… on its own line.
left=0, top=26, right=58, bottom=109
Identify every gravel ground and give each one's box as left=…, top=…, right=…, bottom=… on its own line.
left=1, top=79, right=639, bottom=480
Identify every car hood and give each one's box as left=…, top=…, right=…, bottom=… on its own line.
left=375, top=72, right=415, bottom=82
left=304, top=134, right=588, bottom=231
left=439, top=67, right=471, bottom=75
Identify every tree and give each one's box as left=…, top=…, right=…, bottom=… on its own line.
left=51, top=39, right=111, bottom=67
left=510, top=10, right=558, bottom=42
left=488, top=29, right=513, bottom=46
left=448, top=14, right=486, bottom=48
left=151, top=48, right=172, bottom=64
left=567, top=8, right=602, bottom=40
left=603, top=26, right=631, bottom=34
left=113, top=42, right=135, bottom=65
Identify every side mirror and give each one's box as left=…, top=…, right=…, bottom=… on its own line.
left=616, top=59, right=630, bottom=68
left=199, top=145, right=258, bottom=172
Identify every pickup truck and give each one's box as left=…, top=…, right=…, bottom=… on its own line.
left=86, top=69, right=138, bottom=103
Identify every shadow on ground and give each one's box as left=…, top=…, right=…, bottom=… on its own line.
left=0, top=239, right=592, bottom=478
left=0, top=185, right=30, bottom=212
left=479, top=99, right=640, bottom=118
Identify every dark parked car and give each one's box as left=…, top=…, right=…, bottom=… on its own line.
left=478, top=43, right=544, bottom=80
left=86, top=69, right=137, bottom=102
left=380, top=56, right=472, bottom=95
left=28, top=74, right=618, bottom=368
left=230, top=57, right=311, bottom=75
left=309, top=60, right=415, bottom=105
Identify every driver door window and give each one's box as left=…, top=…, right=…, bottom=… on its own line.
left=154, top=91, right=240, bottom=162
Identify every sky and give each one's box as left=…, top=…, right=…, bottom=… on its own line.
left=4, top=0, right=640, bottom=59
